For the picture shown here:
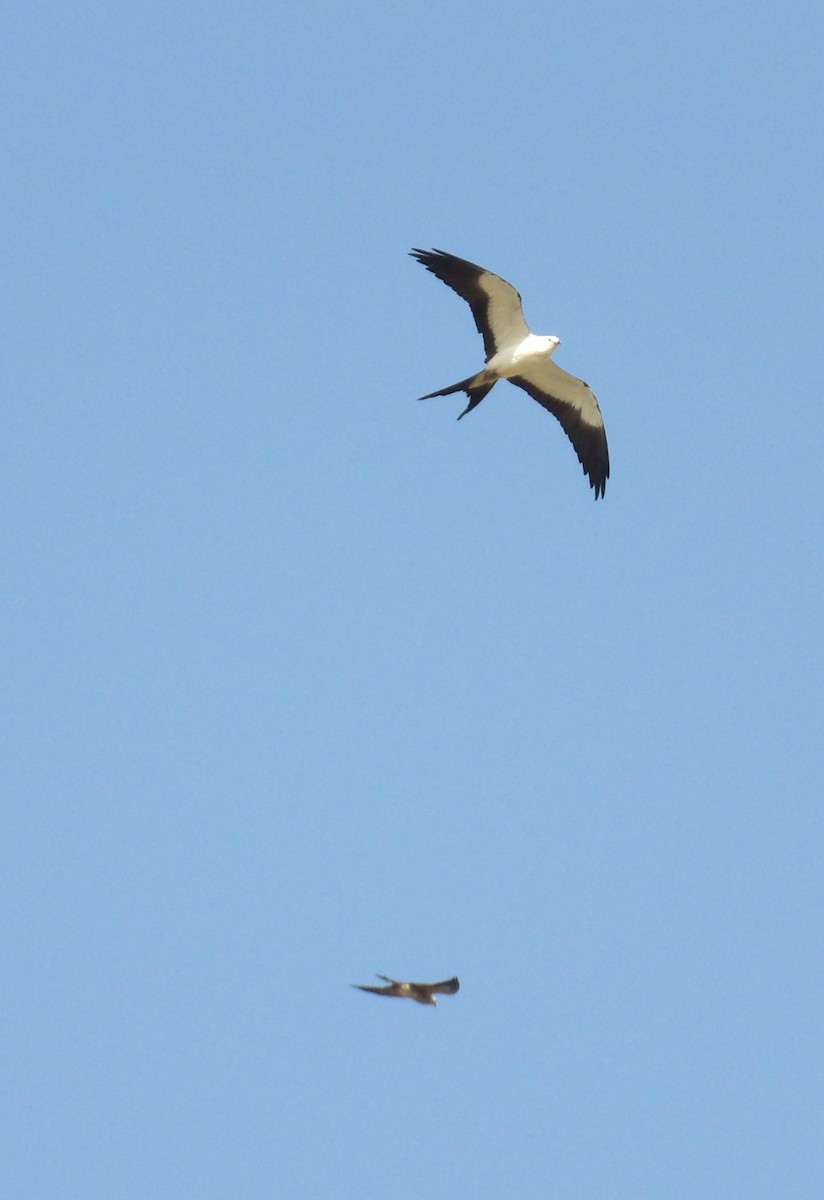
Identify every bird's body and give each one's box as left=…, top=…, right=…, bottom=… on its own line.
left=411, top=248, right=610, bottom=499
left=352, top=975, right=460, bottom=1006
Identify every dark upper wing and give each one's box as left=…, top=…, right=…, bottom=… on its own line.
left=509, top=360, right=610, bottom=499
left=411, top=248, right=531, bottom=358
left=428, top=977, right=460, bottom=995
left=353, top=979, right=400, bottom=997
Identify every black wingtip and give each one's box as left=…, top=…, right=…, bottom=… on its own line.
left=589, top=460, right=609, bottom=500
left=409, top=247, right=453, bottom=266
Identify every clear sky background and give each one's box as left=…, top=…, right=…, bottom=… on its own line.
left=3, top=2, right=823, bottom=1197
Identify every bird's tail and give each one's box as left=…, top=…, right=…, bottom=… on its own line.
left=417, top=374, right=496, bottom=419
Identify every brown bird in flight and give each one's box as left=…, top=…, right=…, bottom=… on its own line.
left=352, top=974, right=460, bottom=1006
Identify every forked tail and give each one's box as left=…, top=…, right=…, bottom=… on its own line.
left=417, top=374, right=496, bottom=419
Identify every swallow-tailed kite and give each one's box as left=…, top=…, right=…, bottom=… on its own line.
left=352, top=975, right=460, bottom=1006
left=411, top=248, right=610, bottom=499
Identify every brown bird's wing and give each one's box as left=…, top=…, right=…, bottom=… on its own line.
left=428, top=977, right=460, bottom=995
left=406, top=977, right=461, bottom=1001
left=352, top=977, right=402, bottom=998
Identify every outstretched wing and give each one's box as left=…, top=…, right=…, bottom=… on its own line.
left=352, top=977, right=402, bottom=998
left=509, top=360, right=610, bottom=499
left=428, top=977, right=460, bottom=996
left=411, top=248, right=531, bottom=358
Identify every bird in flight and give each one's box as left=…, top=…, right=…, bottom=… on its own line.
left=411, top=248, right=610, bottom=499
left=352, top=975, right=460, bottom=1006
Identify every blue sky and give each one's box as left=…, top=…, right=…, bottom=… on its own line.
left=3, top=2, right=823, bottom=1196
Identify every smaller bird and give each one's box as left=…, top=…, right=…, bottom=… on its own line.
left=352, top=974, right=460, bottom=1006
